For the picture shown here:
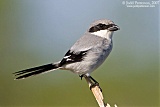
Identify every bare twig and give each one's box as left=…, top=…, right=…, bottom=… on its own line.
left=83, top=75, right=117, bottom=107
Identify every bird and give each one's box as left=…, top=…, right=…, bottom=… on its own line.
left=13, top=19, right=120, bottom=89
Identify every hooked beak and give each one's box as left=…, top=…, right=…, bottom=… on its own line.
left=108, top=24, right=120, bottom=31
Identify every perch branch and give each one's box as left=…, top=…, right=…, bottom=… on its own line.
left=83, top=75, right=117, bottom=107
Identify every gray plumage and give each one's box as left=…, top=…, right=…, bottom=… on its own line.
left=62, top=33, right=113, bottom=75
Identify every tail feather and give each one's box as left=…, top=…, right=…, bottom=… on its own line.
left=14, top=64, right=54, bottom=76
left=13, top=63, right=59, bottom=80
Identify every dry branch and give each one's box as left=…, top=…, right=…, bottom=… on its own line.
left=83, top=75, right=117, bottom=107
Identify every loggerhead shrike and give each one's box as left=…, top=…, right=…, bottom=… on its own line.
left=13, top=19, right=120, bottom=88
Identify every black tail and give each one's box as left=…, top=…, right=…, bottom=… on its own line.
left=13, top=63, right=59, bottom=80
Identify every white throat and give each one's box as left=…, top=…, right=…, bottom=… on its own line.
left=91, top=29, right=113, bottom=40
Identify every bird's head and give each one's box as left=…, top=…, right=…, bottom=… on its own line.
left=88, top=19, right=120, bottom=39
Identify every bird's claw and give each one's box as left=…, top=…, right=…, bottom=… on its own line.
left=79, top=74, right=85, bottom=80
left=90, top=82, right=102, bottom=92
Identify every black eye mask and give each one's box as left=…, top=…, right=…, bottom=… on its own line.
left=89, top=23, right=115, bottom=33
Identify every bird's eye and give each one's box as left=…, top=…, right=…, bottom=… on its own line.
left=108, top=24, right=114, bottom=27
left=98, top=24, right=106, bottom=27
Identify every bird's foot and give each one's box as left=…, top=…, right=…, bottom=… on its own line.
left=88, top=76, right=102, bottom=92
left=90, top=82, right=102, bottom=92
left=79, top=74, right=85, bottom=80
left=79, top=75, right=102, bottom=92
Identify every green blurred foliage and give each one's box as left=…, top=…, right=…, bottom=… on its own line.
left=0, top=0, right=159, bottom=107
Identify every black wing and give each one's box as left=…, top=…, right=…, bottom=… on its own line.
left=59, top=50, right=88, bottom=66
